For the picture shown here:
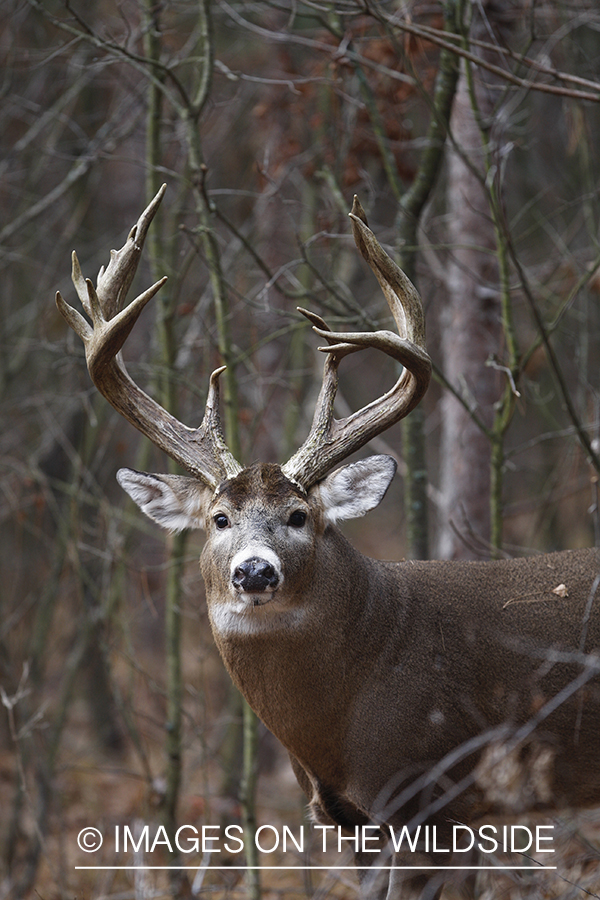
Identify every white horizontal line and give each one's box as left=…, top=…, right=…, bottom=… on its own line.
left=75, top=865, right=557, bottom=871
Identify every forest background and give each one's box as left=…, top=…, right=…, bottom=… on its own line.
left=1, top=0, right=600, bottom=898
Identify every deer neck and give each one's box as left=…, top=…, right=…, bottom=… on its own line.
left=207, top=526, right=393, bottom=767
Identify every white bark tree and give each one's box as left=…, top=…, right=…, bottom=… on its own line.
left=437, top=0, right=508, bottom=559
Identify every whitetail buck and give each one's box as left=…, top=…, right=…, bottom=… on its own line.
left=57, top=186, right=600, bottom=899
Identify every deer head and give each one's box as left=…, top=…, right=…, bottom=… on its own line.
left=56, top=186, right=431, bottom=618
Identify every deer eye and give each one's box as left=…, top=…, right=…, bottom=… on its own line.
left=214, top=514, right=230, bottom=530
left=288, top=510, right=307, bottom=528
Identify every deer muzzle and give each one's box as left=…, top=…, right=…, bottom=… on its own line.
left=232, top=556, right=280, bottom=599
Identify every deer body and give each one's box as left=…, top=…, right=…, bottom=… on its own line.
left=119, top=458, right=600, bottom=898
left=57, top=188, right=600, bottom=899
left=199, top=465, right=600, bottom=832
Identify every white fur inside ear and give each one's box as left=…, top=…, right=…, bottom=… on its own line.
left=317, top=456, right=397, bottom=525
left=116, top=468, right=212, bottom=532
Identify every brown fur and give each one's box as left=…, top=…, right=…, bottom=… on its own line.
left=196, top=464, right=600, bottom=898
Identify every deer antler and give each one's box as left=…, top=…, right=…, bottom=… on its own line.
left=57, top=189, right=429, bottom=493
left=56, top=184, right=242, bottom=489
left=282, top=196, right=432, bottom=490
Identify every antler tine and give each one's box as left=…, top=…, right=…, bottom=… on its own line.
left=56, top=185, right=242, bottom=489
left=282, top=197, right=432, bottom=490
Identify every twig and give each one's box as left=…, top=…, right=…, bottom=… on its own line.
left=377, top=8, right=600, bottom=103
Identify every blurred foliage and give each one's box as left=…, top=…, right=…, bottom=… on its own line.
left=1, top=0, right=600, bottom=897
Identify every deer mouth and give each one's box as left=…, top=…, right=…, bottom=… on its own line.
left=232, top=587, right=278, bottom=611
left=250, top=592, right=275, bottom=608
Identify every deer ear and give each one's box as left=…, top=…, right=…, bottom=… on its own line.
left=316, top=455, right=397, bottom=525
left=116, top=468, right=213, bottom=532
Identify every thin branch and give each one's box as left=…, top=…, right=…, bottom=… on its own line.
left=376, top=6, right=600, bottom=103
left=26, top=0, right=191, bottom=113
left=0, top=95, right=143, bottom=246
left=412, top=18, right=600, bottom=95
left=505, top=236, right=600, bottom=475
left=190, top=0, right=214, bottom=115
left=219, top=0, right=416, bottom=86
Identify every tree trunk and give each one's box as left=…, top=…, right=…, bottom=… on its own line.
left=437, top=2, right=508, bottom=560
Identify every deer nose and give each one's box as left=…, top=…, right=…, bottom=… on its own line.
left=232, top=557, right=280, bottom=593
